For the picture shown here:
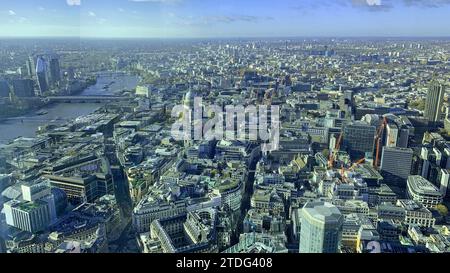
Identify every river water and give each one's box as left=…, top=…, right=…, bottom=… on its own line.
left=0, top=73, right=139, bottom=144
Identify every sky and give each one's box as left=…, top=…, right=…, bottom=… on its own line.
left=1, top=0, right=450, bottom=38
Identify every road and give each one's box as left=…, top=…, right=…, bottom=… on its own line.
left=109, top=219, right=139, bottom=253
left=232, top=147, right=261, bottom=244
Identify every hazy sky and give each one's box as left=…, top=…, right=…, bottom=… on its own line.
left=1, top=0, right=450, bottom=38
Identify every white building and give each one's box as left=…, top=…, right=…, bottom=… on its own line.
left=407, top=175, right=443, bottom=208
left=4, top=199, right=51, bottom=233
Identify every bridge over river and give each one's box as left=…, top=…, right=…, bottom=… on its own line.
left=46, top=95, right=132, bottom=103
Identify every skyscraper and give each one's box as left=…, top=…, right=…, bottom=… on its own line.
left=299, top=201, right=343, bottom=253
left=36, top=56, right=48, bottom=95
left=49, top=56, right=61, bottom=86
left=386, top=123, right=398, bottom=147
left=424, top=83, right=445, bottom=124
left=0, top=80, right=10, bottom=97
left=380, top=147, right=413, bottom=180
left=26, top=56, right=36, bottom=78
left=12, top=79, right=35, bottom=97
left=343, top=121, right=376, bottom=159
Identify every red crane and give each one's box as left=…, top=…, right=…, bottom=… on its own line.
left=340, top=158, right=365, bottom=183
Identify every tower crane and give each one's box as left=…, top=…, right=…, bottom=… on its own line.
left=340, top=158, right=365, bottom=183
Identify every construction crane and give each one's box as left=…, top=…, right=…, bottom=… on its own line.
left=328, top=132, right=343, bottom=169
left=374, top=117, right=388, bottom=169
left=340, top=158, right=365, bottom=183
left=350, top=158, right=366, bottom=171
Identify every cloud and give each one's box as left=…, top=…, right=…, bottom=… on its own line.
left=129, top=0, right=182, bottom=3
left=175, top=14, right=274, bottom=26
left=402, top=0, right=450, bottom=8
left=6, top=12, right=27, bottom=24
left=292, top=0, right=392, bottom=13
left=291, top=0, right=348, bottom=11
left=292, top=0, right=450, bottom=12
left=66, top=0, right=81, bottom=6
left=88, top=11, right=96, bottom=17
left=67, top=0, right=81, bottom=6
left=118, top=8, right=125, bottom=12
left=38, top=6, right=45, bottom=11
left=352, top=0, right=392, bottom=11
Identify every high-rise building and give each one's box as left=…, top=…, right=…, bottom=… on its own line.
left=21, top=183, right=57, bottom=222
left=340, top=90, right=354, bottom=118
left=0, top=80, right=10, bottom=97
left=12, top=79, right=35, bottom=97
left=439, top=169, right=450, bottom=198
left=49, top=56, right=61, bottom=86
left=26, top=56, right=36, bottom=78
left=45, top=174, right=113, bottom=204
left=397, top=125, right=410, bottom=148
left=4, top=199, right=51, bottom=233
left=3, top=179, right=58, bottom=233
left=424, top=83, right=445, bottom=123
left=36, top=56, right=48, bottom=95
left=343, top=121, right=376, bottom=159
left=299, top=201, right=343, bottom=253
left=380, top=147, right=413, bottom=180
left=386, top=123, right=398, bottom=147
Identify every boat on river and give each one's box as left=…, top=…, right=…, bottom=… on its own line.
left=36, top=110, right=48, bottom=116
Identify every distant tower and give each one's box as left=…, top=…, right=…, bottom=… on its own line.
left=49, top=55, right=61, bottom=86
left=183, top=86, right=196, bottom=109
left=26, top=56, right=36, bottom=78
left=424, top=83, right=445, bottom=124
left=183, top=85, right=198, bottom=147
left=36, top=56, right=48, bottom=95
left=299, top=201, right=343, bottom=253
left=340, top=90, right=354, bottom=119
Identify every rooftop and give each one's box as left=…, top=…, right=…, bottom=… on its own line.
left=302, top=201, right=343, bottom=224
left=407, top=175, right=442, bottom=197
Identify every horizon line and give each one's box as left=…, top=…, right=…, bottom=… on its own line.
left=1, top=35, right=450, bottom=40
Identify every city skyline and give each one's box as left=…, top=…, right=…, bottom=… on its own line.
left=1, top=0, right=450, bottom=259
left=1, top=0, right=450, bottom=38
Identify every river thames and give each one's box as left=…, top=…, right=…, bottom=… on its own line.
left=0, top=73, right=139, bottom=144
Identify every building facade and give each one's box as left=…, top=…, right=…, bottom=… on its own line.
left=299, top=201, right=343, bottom=253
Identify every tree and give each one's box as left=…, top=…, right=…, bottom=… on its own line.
left=408, top=98, right=426, bottom=111
left=436, top=204, right=449, bottom=217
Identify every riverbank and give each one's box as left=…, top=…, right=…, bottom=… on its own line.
left=0, top=73, right=139, bottom=144
left=0, top=78, right=97, bottom=120
left=0, top=99, right=48, bottom=120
